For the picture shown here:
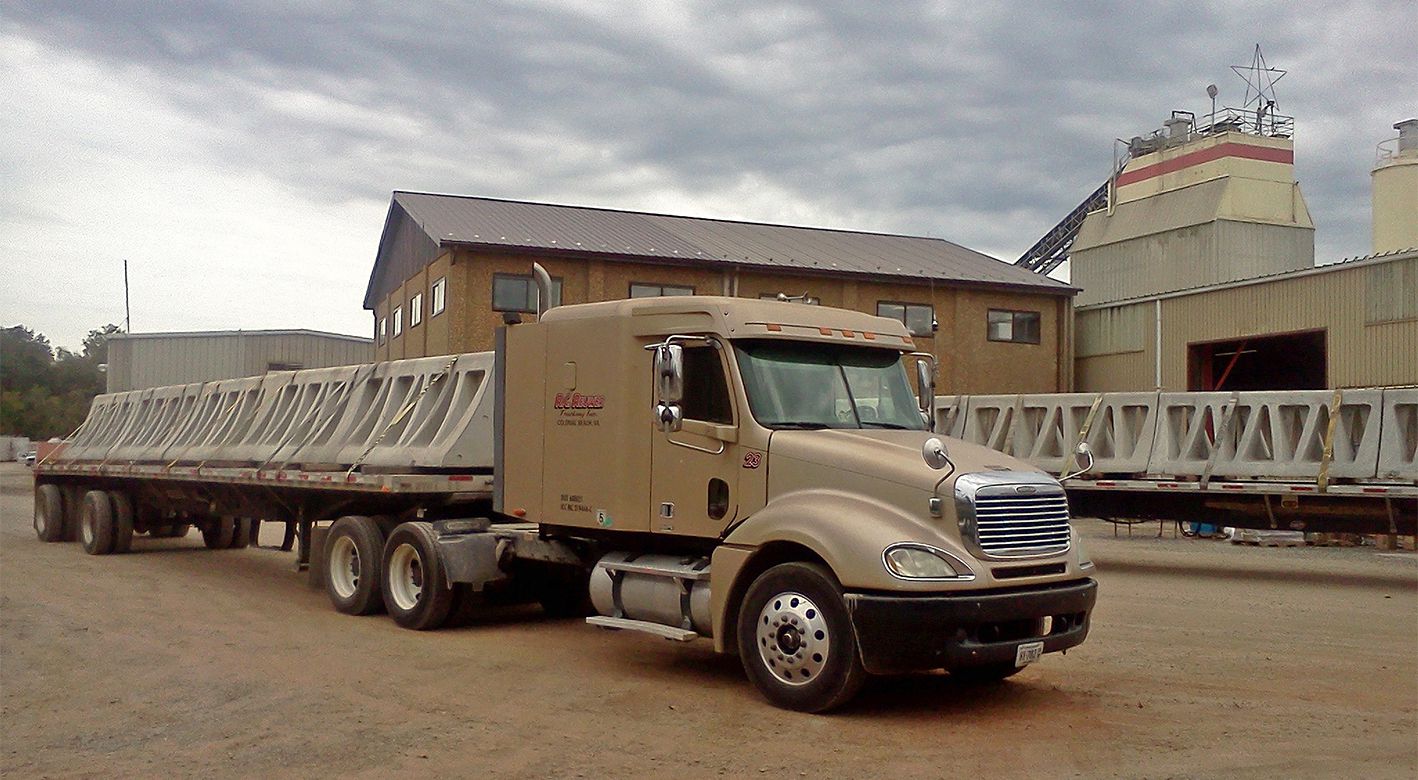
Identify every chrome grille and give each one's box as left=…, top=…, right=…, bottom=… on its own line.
left=972, top=489, right=1071, bottom=557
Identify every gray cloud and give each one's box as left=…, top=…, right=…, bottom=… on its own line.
left=3, top=0, right=1415, bottom=348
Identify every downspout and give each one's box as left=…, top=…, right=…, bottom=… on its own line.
left=1154, top=299, right=1163, bottom=390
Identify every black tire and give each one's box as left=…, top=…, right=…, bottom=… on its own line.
left=247, top=518, right=262, bottom=547
left=201, top=517, right=236, bottom=549
left=323, top=516, right=386, bottom=616
left=34, top=484, right=67, bottom=542
left=109, top=492, right=136, bottom=553
left=380, top=521, right=454, bottom=630
left=227, top=518, right=251, bottom=549
left=949, top=662, right=1025, bottom=684
left=736, top=562, right=867, bottom=713
left=79, top=490, right=116, bottom=555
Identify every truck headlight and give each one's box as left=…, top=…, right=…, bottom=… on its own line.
left=883, top=544, right=975, bottom=581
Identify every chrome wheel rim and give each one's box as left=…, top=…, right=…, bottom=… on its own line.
left=388, top=543, right=423, bottom=611
left=80, top=508, right=95, bottom=546
left=755, top=591, right=831, bottom=686
left=35, top=505, right=49, bottom=536
left=329, top=536, right=360, bottom=599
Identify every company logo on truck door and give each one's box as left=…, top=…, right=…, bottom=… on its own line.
left=554, top=392, right=605, bottom=410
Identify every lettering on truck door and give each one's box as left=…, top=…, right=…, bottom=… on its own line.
left=650, top=344, right=740, bottom=537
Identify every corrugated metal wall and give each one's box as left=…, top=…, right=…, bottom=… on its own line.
left=1076, top=254, right=1418, bottom=390
left=106, top=332, right=374, bottom=392
left=1072, top=220, right=1314, bottom=306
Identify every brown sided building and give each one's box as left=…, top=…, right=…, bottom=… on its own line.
left=364, top=192, right=1077, bottom=393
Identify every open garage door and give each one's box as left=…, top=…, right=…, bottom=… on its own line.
left=1187, top=330, right=1327, bottom=391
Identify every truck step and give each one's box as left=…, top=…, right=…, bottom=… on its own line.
left=586, top=616, right=698, bottom=642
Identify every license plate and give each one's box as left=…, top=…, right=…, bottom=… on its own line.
left=1015, top=641, right=1044, bottom=667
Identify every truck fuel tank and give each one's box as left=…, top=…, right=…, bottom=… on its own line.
left=589, top=552, right=712, bottom=636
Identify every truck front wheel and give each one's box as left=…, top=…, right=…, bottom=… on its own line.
left=736, top=562, right=867, bottom=713
left=324, top=516, right=386, bottom=616
left=381, top=522, right=455, bottom=630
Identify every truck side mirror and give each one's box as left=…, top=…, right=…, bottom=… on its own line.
left=914, top=356, right=935, bottom=430
left=653, top=343, right=684, bottom=432
left=656, top=402, right=684, bottom=433
left=655, top=344, right=684, bottom=403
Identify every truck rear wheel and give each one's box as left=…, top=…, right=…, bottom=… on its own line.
left=202, top=517, right=236, bottom=549
left=109, top=492, right=136, bottom=553
left=34, top=484, right=67, bottom=542
left=381, top=521, right=454, bottom=630
left=736, top=562, right=866, bottom=713
left=79, top=490, right=116, bottom=555
left=324, top=516, right=386, bottom=616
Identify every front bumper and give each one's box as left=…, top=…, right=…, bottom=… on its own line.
left=845, top=578, right=1098, bottom=674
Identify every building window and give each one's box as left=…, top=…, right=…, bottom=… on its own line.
left=410, top=292, right=423, bottom=327
left=392, top=305, right=403, bottom=337
left=378, top=317, right=387, bottom=344
left=430, top=276, right=446, bottom=316
left=987, top=309, right=1041, bottom=344
left=877, top=302, right=934, bottom=337
left=759, top=292, right=820, bottom=305
left=630, top=282, right=694, bottom=298
left=267, top=361, right=304, bottom=372
left=493, top=273, right=562, bottom=312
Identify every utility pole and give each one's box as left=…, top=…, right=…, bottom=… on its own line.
left=123, top=259, right=131, bottom=333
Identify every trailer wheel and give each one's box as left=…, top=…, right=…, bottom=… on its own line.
left=736, top=562, right=866, bottom=713
left=79, top=490, right=117, bottom=555
left=202, top=517, right=236, bottom=549
left=381, top=521, right=454, bottom=630
left=34, top=484, right=67, bottom=542
left=324, top=516, right=386, bottom=616
left=227, top=518, right=252, bottom=549
left=109, top=492, right=136, bottom=553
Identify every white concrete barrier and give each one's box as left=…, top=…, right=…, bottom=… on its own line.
left=939, top=389, right=1411, bottom=485
left=55, top=353, right=496, bottom=472
left=1377, top=388, right=1418, bottom=481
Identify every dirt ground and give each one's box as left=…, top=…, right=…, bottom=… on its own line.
left=1, top=463, right=1414, bottom=779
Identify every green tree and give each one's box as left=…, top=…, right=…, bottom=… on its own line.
left=0, top=323, right=119, bottom=439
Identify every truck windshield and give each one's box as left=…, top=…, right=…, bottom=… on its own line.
left=733, top=340, right=926, bottom=430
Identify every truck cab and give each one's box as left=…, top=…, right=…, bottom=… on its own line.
left=499, top=294, right=1097, bottom=711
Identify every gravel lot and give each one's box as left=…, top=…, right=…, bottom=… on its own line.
left=2, top=462, right=1414, bottom=778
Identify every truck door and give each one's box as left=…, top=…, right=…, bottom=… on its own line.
left=650, top=344, right=740, bottom=538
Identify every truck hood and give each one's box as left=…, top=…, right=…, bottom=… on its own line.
left=768, top=429, right=1047, bottom=492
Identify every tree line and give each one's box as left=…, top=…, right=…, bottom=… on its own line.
left=1, top=324, right=121, bottom=440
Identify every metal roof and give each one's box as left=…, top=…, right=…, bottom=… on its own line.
left=382, top=191, right=1074, bottom=295
left=109, top=329, right=372, bottom=343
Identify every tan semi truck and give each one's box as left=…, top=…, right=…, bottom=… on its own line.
left=34, top=269, right=1097, bottom=712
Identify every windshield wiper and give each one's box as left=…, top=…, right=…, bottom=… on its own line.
left=861, top=421, right=913, bottom=429
left=768, top=421, right=832, bottom=430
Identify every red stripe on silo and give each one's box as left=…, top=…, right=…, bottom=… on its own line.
left=1116, top=142, right=1294, bottom=187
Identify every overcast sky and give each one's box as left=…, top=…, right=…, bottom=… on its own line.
left=3, top=1, right=1414, bottom=351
